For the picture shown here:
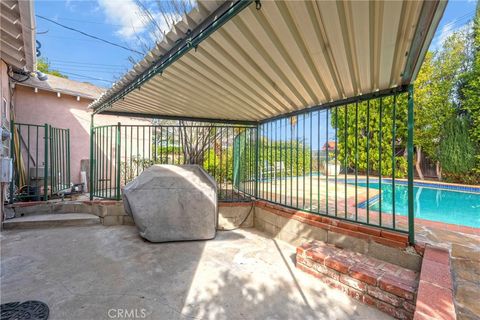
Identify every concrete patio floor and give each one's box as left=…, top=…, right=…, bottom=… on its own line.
left=0, top=225, right=390, bottom=320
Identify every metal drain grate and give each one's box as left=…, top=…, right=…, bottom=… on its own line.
left=1, top=301, right=49, bottom=320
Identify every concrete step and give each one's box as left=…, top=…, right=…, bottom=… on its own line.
left=2, top=213, right=100, bottom=230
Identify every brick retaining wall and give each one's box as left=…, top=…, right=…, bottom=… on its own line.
left=297, top=240, right=419, bottom=319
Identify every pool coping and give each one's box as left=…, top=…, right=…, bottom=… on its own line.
left=413, top=245, right=455, bottom=320
left=345, top=178, right=480, bottom=194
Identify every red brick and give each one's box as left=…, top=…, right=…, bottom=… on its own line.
left=395, top=308, right=414, bottom=320
left=367, top=285, right=403, bottom=307
left=308, top=214, right=324, bottom=223
left=339, top=274, right=367, bottom=292
left=329, top=226, right=371, bottom=240
left=398, top=269, right=420, bottom=285
left=337, top=221, right=359, bottom=231
left=363, top=294, right=377, bottom=306
left=321, top=217, right=333, bottom=225
left=403, top=301, right=416, bottom=313
left=423, top=245, right=449, bottom=266
left=357, top=225, right=382, bottom=237
left=420, top=259, right=452, bottom=289
left=346, top=287, right=364, bottom=301
left=379, top=275, right=416, bottom=300
left=330, top=219, right=340, bottom=226
left=349, top=266, right=379, bottom=285
left=376, top=300, right=398, bottom=318
left=325, top=256, right=351, bottom=274
left=414, top=242, right=426, bottom=256
left=306, top=220, right=331, bottom=231
left=218, top=201, right=252, bottom=207
left=312, top=261, right=340, bottom=280
left=310, top=249, right=331, bottom=264
left=381, top=230, right=409, bottom=243
left=371, top=235, right=408, bottom=249
left=415, top=280, right=455, bottom=320
left=296, top=256, right=313, bottom=268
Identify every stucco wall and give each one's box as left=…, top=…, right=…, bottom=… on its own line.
left=1, top=61, right=11, bottom=157
left=14, top=85, right=149, bottom=184
left=1, top=61, right=12, bottom=218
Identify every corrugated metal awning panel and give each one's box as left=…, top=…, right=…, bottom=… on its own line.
left=0, top=0, right=36, bottom=71
left=94, top=0, right=443, bottom=122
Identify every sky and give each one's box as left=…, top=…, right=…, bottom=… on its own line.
left=34, top=0, right=478, bottom=89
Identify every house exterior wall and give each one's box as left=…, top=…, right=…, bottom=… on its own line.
left=1, top=61, right=11, bottom=157
left=14, top=85, right=148, bottom=184
left=1, top=61, right=12, bottom=218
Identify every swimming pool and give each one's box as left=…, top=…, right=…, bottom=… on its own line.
left=353, top=181, right=480, bottom=228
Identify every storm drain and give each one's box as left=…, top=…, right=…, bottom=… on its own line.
left=0, top=301, right=49, bottom=320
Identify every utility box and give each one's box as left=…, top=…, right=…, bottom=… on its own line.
left=0, top=157, right=12, bottom=182
left=123, top=165, right=218, bottom=242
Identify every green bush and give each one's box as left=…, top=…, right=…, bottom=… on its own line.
left=438, top=116, right=477, bottom=180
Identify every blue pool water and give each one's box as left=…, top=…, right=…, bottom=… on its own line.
left=354, top=181, right=480, bottom=228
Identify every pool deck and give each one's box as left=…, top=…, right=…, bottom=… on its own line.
left=0, top=226, right=389, bottom=320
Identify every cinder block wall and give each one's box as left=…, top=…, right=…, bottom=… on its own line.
left=10, top=200, right=255, bottom=229
left=254, top=202, right=422, bottom=271
left=9, top=199, right=420, bottom=272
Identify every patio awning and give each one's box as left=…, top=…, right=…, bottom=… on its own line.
left=0, top=0, right=36, bottom=72
left=90, top=0, right=446, bottom=123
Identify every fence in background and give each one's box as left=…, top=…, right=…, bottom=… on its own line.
left=90, top=87, right=414, bottom=242
left=9, top=122, right=70, bottom=203
left=90, top=123, right=257, bottom=201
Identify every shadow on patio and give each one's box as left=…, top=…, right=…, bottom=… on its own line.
left=0, top=225, right=388, bottom=320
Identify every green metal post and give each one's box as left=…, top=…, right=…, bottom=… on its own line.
left=44, top=124, right=49, bottom=201
left=9, top=120, right=15, bottom=204
left=66, top=129, right=71, bottom=187
left=116, top=122, right=121, bottom=200
left=254, top=124, right=259, bottom=198
left=392, top=94, right=397, bottom=229
left=407, top=85, right=415, bottom=244
left=89, top=115, right=94, bottom=200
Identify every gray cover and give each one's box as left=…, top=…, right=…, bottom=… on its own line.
left=123, top=165, right=217, bottom=242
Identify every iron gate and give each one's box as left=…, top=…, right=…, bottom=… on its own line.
left=9, top=121, right=70, bottom=203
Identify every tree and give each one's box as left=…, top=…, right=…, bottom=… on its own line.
left=438, top=116, right=477, bottom=182
left=37, top=57, right=68, bottom=78
left=413, top=31, right=468, bottom=179
left=332, top=96, right=408, bottom=178
left=460, top=4, right=480, bottom=172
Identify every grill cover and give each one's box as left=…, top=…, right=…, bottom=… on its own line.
left=123, top=165, right=217, bottom=242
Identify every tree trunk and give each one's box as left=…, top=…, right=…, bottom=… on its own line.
left=436, top=161, right=442, bottom=181
left=415, top=146, right=424, bottom=180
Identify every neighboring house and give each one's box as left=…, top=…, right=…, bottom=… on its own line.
left=1, top=1, right=148, bottom=213
left=13, top=75, right=149, bottom=185
left=322, top=141, right=336, bottom=151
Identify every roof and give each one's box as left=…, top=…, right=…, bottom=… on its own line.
left=17, top=74, right=105, bottom=100
left=322, top=141, right=336, bottom=151
left=0, top=0, right=36, bottom=71
left=90, top=0, right=447, bottom=123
